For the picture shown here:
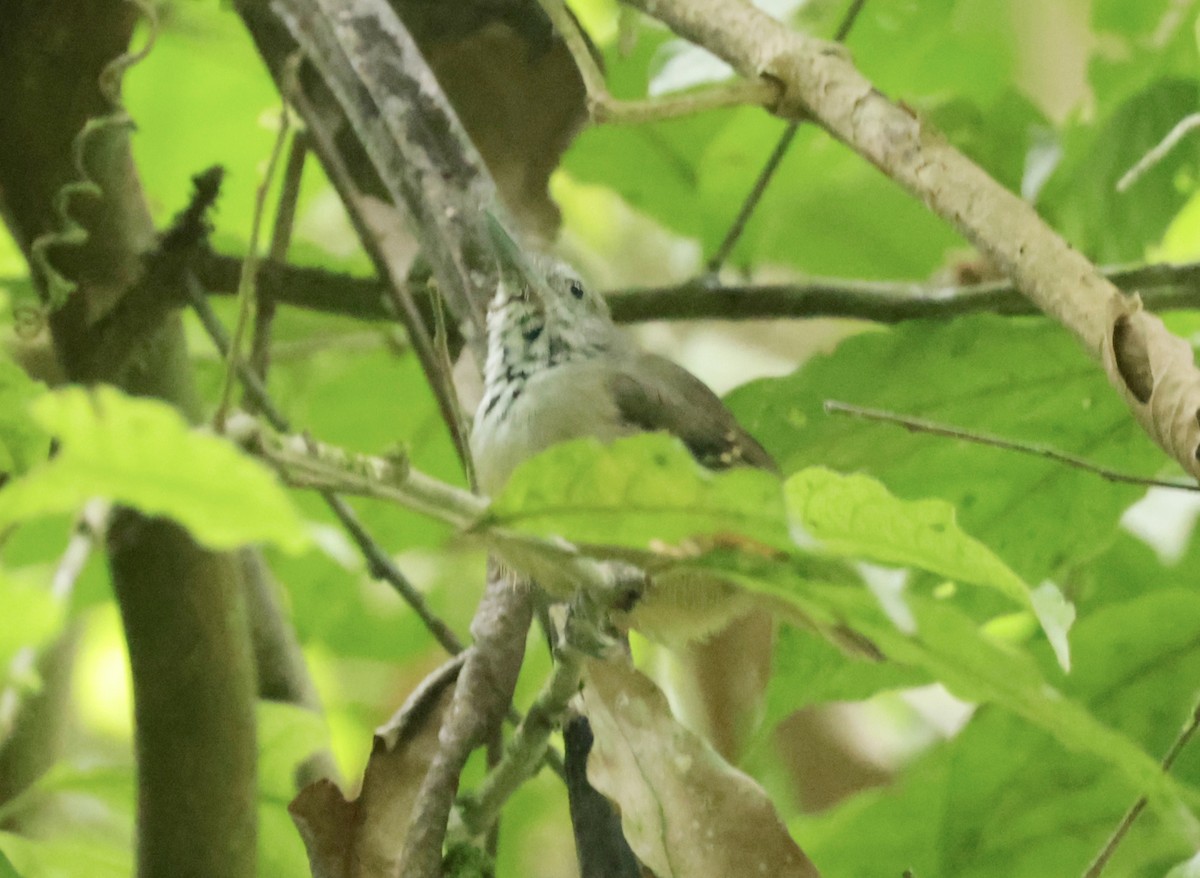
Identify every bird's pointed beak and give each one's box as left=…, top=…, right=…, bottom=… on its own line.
left=485, top=212, right=552, bottom=308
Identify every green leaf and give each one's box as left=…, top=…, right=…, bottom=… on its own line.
left=726, top=317, right=1164, bottom=584
left=0, top=385, right=309, bottom=553
left=1041, top=78, right=1200, bottom=263
left=257, top=700, right=329, bottom=803
left=697, top=551, right=1200, bottom=840
left=0, top=847, right=20, bottom=878
left=763, top=624, right=928, bottom=724
left=786, top=467, right=1074, bottom=668
left=486, top=434, right=789, bottom=551
left=0, top=356, right=49, bottom=478
left=797, top=589, right=1200, bottom=877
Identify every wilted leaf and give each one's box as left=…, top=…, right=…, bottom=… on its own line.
left=1103, top=295, right=1200, bottom=479
left=289, top=665, right=458, bottom=878
left=581, top=658, right=821, bottom=878
left=0, top=386, right=310, bottom=553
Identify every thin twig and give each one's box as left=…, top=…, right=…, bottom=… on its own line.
left=457, top=643, right=584, bottom=836
left=537, top=0, right=778, bottom=125
left=250, top=129, right=309, bottom=388
left=214, top=101, right=291, bottom=430
left=187, top=277, right=466, bottom=654
left=707, top=0, right=867, bottom=272
left=185, top=251, right=1200, bottom=325
left=824, top=401, right=1200, bottom=492
left=1117, top=113, right=1200, bottom=192
left=1083, top=702, right=1200, bottom=878
left=707, top=122, right=799, bottom=272
left=286, top=70, right=474, bottom=472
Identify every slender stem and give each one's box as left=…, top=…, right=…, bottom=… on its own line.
left=707, top=0, right=868, bottom=272
left=215, top=102, right=290, bottom=430
left=188, top=277, right=467, bottom=654
left=824, top=400, right=1200, bottom=492
left=0, top=501, right=106, bottom=742
left=250, top=128, right=309, bottom=387
left=1117, top=112, right=1200, bottom=192
left=183, top=251, right=1200, bottom=325
left=707, top=121, right=798, bottom=272
left=1083, top=702, right=1200, bottom=877
left=457, top=644, right=584, bottom=836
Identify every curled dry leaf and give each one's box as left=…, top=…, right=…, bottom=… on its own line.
left=1102, top=295, right=1200, bottom=479
left=289, top=662, right=460, bottom=878
left=580, top=658, right=821, bottom=878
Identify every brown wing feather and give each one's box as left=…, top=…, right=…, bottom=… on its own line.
left=606, top=353, right=777, bottom=472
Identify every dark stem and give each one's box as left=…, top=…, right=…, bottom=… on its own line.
left=187, top=276, right=467, bottom=654
left=824, top=400, right=1200, bottom=492
left=250, top=128, right=309, bottom=388
left=705, top=0, right=867, bottom=273
left=1082, top=702, right=1200, bottom=878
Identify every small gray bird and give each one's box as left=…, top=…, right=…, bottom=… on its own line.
left=471, top=216, right=777, bottom=754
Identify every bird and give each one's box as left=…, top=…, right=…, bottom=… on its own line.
left=470, top=214, right=778, bottom=757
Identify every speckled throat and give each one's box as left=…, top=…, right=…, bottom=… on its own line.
left=477, top=288, right=612, bottom=424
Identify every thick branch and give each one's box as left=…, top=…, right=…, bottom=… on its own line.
left=0, top=3, right=260, bottom=877
left=624, top=0, right=1200, bottom=478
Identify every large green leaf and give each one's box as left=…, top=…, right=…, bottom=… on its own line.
left=0, top=385, right=309, bottom=553
left=486, top=434, right=790, bottom=551
left=1041, top=78, right=1200, bottom=263
left=796, top=589, right=1200, bottom=877
left=786, top=467, right=1074, bottom=667
left=726, top=317, right=1165, bottom=583
left=696, top=550, right=1200, bottom=843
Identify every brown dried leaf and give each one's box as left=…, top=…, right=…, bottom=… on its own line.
left=1102, top=294, right=1200, bottom=478
left=289, top=662, right=460, bottom=878
left=580, top=659, right=822, bottom=878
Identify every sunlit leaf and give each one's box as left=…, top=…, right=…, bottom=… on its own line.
left=786, top=467, right=1074, bottom=668
left=487, top=434, right=790, bottom=551
left=0, top=386, right=309, bottom=553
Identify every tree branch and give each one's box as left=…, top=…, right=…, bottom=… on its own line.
left=623, top=0, right=1200, bottom=480
left=185, top=250, right=1200, bottom=325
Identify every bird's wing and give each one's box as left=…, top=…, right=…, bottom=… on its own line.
left=606, top=353, right=777, bottom=472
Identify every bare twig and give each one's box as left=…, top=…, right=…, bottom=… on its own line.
left=457, top=641, right=584, bottom=836
left=536, top=0, right=778, bottom=125
left=400, top=574, right=534, bottom=878
left=1117, top=113, right=1200, bottom=192
left=1083, top=702, right=1200, bottom=878
left=706, top=0, right=867, bottom=272
left=215, top=100, right=291, bottom=430
left=250, top=128, right=309, bottom=388
left=188, top=279, right=466, bottom=654
left=824, top=400, right=1200, bottom=492
left=184, top=252, right=1200, bottom=325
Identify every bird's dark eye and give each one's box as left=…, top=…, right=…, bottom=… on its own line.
left=569, top=280, right=585, bottom=300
